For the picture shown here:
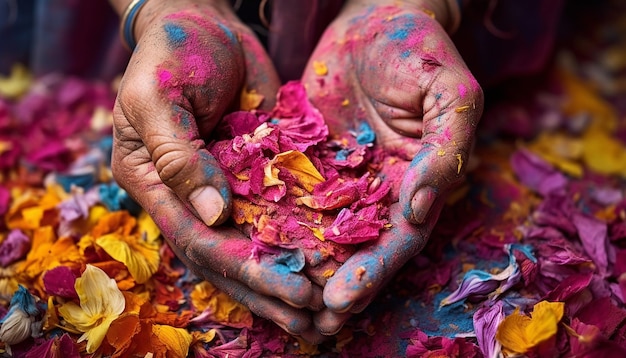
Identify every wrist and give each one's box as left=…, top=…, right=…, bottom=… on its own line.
left=343, top=0, right=460, bottom=33
left=110, top=0, right=236, bottom=50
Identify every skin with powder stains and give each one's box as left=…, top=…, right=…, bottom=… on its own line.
left=302, top=0, right=483, bottom=334
left=111, top=0, right=328, bottom=342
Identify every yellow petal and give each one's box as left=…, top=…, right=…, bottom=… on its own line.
left=190, top=281, right=252, bottom=328
left=496, top=308, right=532, bottom=354
left=76, top=265, right=125, bottom=318
left=263, top=161, right=285, bottom=187
left=231, top=198, right=265, bottom=225
left=17, top=228, right=83, bottom=283
left=152, top=324, right=193, bottom=358
left=240, top=87, right=265, bottom=111
left=273, top=150, right=325, bottom=192
left=581, top=128, right=626, bottom=177
left=20, top=207, right=44, bottom=230
left=192, top=328, right=217, bottom=343
left=0, top=63, right=32, bottom=99
left=137, top=210, right=161, bottom=243
left=526, top=301, right=564, bottom=346
left=82, top=315, right=117, bottom=354
left=96, top=233, right=160, bottom=284
left=560, top=68, right=617, bottom=133
left=190, top=281, right=218, bottom=311
left=58, top=302, right=95, bottom=331
left=527, top=132, right=584, bottom=177
left=496, top=301, right=565, bottom=354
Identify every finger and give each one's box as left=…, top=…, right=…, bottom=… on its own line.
left=117, top=17, right=247, bottom=226
left=167, top=238, right=315, bottom=336
left=313, top=308, right=352, bottom=336
left=323, top=203, right=437, bottom=312
left=112, top=121, right=315, bottom=308
left=238, top=28, right=281, bottom=111
left=399, top=68, right=483, bottom=224
left=385, top=18, right=484, bottom=224
left=308, top=284, right=325, bottom=312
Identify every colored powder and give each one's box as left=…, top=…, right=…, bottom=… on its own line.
left=458, top=83, right=467, bottom=99
left=217, top=23, right=237, bottom=44
left=157, top=69, right=172, bottom=84
left=164, top=23, right=187, bottom=46
left=386, top=15, right=415, bottom=41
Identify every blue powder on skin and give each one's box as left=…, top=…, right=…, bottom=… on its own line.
left=164, top=23, right=187, bottom=46
left=218, top=23, right=236, bottom=43
left=386, top=14, right=416, bottom=41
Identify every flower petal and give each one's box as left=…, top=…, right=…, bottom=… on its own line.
left=152, top=324, right=193, bottom=358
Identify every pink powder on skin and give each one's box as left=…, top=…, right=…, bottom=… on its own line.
left=458, top=84, right=467, bottom=98
left=156, top=10, right=242, bottom=100
left=158, top=69, right=173, bottom=84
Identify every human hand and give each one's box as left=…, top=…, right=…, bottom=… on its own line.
left=110, top=0, right=323, bottom=341
left=302, top=0, right=483, bottom=334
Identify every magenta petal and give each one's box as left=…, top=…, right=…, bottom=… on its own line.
left=0, top=229, right=31, bottom=266
left=26, top=140, right=72, bottom=172
left=323, top=205, right=387, bottom=244
left=0, top=137, right=22, bottom=169
left=610, top=221, right=626, bottom=242
left=207, top=331, right=249, bottom=357
left=0, top=185, right=9, bottom=217
left=220, top=111, right=264, bottom=137
left=42, top=266, right=78, bottom=299
left=576, top=297, right=626, bottom=338
left=544, top=272, right=593, bottom=301
left=25, top=334, right=80, bottom=358
left=269, top=81, right=329, bottom=152
left=573, top=213, right=609, bottom=275
left=533, top=194, right=578, bottom=235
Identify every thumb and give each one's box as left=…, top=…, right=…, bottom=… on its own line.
left=399, top=72, right=483, bottom=225
left=116, top=97, right=233, bottom=226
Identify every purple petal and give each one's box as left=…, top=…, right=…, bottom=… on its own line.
left=57, top=188, right=99, bottom=222
left=0, top=229, right=31, bottom=266
left=510, top=149, right=568, bottom=195
left=441, top=270, right=501, bottom=306
left=473, top=301, right=504, bottom=358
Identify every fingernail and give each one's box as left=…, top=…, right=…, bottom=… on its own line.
left=411, top=187, right=437, bottom=224
left=189, top=186, right=225, bottom=226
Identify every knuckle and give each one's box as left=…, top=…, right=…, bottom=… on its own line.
left=152, top=142, right=195, bottom=186
left=117, top=74, right=157, bottom=123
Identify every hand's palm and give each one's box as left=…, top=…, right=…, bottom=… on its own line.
left=302, top=3, right=483, bottom=330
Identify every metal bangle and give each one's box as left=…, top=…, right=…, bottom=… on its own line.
left=120, top=0, right=148, bottom=51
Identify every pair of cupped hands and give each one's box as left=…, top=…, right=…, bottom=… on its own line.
left=111, top=0, right=483, bottom=343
